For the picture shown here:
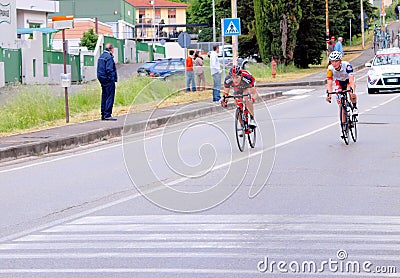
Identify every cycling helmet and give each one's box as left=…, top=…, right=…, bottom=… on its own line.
left=229, top=65, right=242, bottom=76
left=329, top=51, right=343, bottom=61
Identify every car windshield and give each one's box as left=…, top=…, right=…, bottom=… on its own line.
left=140, top=62, right=155, bottom=69
left=373, top=54, right=400, bottom=66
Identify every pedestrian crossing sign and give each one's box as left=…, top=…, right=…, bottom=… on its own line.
left=223, top=18, right=241, bottom=36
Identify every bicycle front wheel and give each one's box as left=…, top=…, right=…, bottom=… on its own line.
left=248, top=126, right=256, bottom=148
left=340, top=105, right=349, bottom=145
left=235, top=108, right=246, bottom=152
left=350, top=115, right=358, bottom=142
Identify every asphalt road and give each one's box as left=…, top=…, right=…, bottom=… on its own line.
left=0, top=67, right=399, bottom=277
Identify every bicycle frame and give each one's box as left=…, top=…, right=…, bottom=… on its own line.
left=327, top=89, right=358, bottom=145
left=224, top=93, right=256, bottom=151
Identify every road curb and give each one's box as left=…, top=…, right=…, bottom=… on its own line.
left=0, top=92, right=282, bottom=162
left=258, top=80, right=327, bottom=87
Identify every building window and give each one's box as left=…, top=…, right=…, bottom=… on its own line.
left=28, top=23, right=40, bottom=39
left=29, top=23, right=41, bottom=29
left=168, top=9, right=176, bottom=24
left=155, top=9, right=161, bottom=20
left=139, top=9, right=145, bottom=23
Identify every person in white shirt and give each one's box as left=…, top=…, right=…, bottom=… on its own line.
left=209, top=45, right=222, bottom=102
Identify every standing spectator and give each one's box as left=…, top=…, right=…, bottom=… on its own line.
left=194, top=51, right=205, bottom=91
left=334, top=37, right=344, bottom=56
left=210, top=45, right=222, bottom=102
left=395, top=5, right=399, bottom=21
left=97, top=43, right=118, bottom=121
left=327, top=36, right=335, bottom=55
left=327, top=36, right=336, bottom=65
left=186, top=50, right=196, bottom=92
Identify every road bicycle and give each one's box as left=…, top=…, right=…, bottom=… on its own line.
left=223, top=94, right=256, bottom=151
left=327, top=89, right=358, bottom=145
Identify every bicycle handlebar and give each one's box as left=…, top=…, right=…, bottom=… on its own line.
left=326, top=89, right=353, bottom=95
left=326, top=89, right=353, bottom=103
left=224, top=94, right=252, bottom=99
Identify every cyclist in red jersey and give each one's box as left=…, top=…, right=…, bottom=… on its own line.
left=221, top=65, right=259, bottom=127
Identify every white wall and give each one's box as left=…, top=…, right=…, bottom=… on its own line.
left=20, top=30, right=47, bottom=84
left=0, top=62, right=4, bottom=87
left=164, top=42, right=185, bottom=59
left=0, top=0, right=17, bottom=48
left=137, top=50, right=150, bottom=63
left=16, top=0, right=59, bottom=13
left=48, top=64, right=71, bottom=84
left=16, top=10, right=46, bottom=28
left=124, top=40, right=136, bottom=63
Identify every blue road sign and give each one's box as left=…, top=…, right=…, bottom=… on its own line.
left=223, top=18, right=241, bottom=36
left=178, top=32, right=191, bottom=48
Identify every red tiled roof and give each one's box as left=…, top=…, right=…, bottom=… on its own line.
left=126, top=0, right=188, bottom=8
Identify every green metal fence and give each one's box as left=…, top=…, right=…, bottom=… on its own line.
left=3, top=48, right=22, bottom=83
left=69, top=54, right=81, bottom=82
left=84, top=55, right=95, bottom=66
left=43, top=50, right=82, bottom=82
left=155, top=45, right=166, bottom=56
left=104, top=36, right=124, bottom=63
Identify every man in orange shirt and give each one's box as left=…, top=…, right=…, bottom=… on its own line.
left=186, top=50, right=197, bottom=92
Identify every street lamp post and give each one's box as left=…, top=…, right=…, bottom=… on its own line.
left=212, top=0, right=216, bottom=42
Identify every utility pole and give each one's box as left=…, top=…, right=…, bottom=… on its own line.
left=360, top=0, right=365, bottom=49
left=153, top=0, right=156, bottom=46
left=326, top=0, right=329, bottom=52
left=232, top=0, right=238, bottom=65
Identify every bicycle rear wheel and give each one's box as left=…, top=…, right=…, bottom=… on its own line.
left=235, top=108, right=246, bottom=152
left=350, top=115, right=358, bottom=142
left=248, top=126, right=256, bottom=148
left=340, top=105, right=349, bottom=145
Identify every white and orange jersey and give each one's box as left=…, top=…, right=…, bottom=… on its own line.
left=327, top=61, right=354, bottom=81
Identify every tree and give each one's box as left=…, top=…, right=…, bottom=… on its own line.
left=198, top=27, right=215, bottom=42
left=293, top=0, right=325, bottom=68
left=254, top=0, right=302, bottom=64
left=327, top=0, right=352, bottom=39
left=79, top=28, right=98, bottom=50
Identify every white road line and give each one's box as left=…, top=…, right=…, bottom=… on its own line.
left=0, top=268, right=255, bottom=274
left=14, top=233, right=400, bottom=242
left=35, top=224, right=400, bottom=234
left=289, top=95, right=311, bottom=100
left=0, top=253, right=398, bottom=264
left=1, top=239, right=399, bottom=250
left=282, top=88, right=315, bottom=95
left=0, top=268, right=396, bottom=277
left=65, top=214, right=400, bottom=224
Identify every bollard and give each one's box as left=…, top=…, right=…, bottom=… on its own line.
left=271, top=59, right=277, bottom=78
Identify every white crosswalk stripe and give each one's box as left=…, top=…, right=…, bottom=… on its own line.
left=0, top=215, right=399, bottom=277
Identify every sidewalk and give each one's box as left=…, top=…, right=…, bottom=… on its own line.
left=0, top=44, right=375, bottom=162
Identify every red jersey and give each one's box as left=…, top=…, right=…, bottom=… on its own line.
left=224, top=70, right=255, bottom=94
